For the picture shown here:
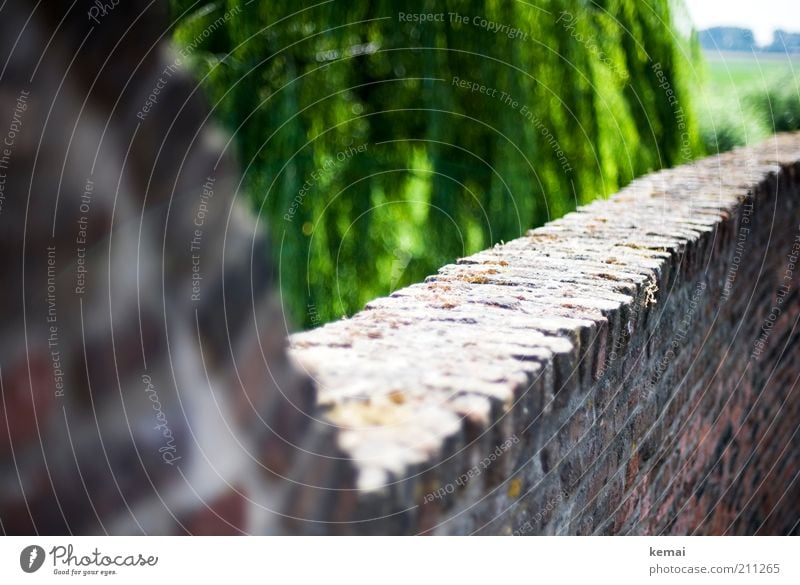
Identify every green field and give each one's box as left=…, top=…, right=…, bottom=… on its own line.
left=695, top=51, right=800, bottom=154
left=702, top=51, right=800, bottom=94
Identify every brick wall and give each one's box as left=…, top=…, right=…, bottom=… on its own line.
left=290, top=138, right=800, bottom=535
left=1, top=1, right=798, bottom=535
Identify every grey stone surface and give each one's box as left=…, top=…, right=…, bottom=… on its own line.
left=290, top=135, right=800, bottom=534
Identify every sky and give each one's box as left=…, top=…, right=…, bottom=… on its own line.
left=684, top=0, right=800, bottom=46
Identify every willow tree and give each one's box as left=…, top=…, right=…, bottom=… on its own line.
left=169, top=0, right=703, bottom=328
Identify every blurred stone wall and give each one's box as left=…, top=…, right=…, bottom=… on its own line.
left=0, top=0, right=348, bottom=535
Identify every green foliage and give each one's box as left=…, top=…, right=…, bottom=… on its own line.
left=697, top=100, right=767, bottom=154
left=696, top=54, right=800, bottom=153
left=746, top=75, right=800, bottom=133
left=168, top=0, right=703, bottom=328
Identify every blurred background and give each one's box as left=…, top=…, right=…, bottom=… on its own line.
left=166, top=0, right=800, bottom=328
left=2, top=0, right=797, bottom=538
